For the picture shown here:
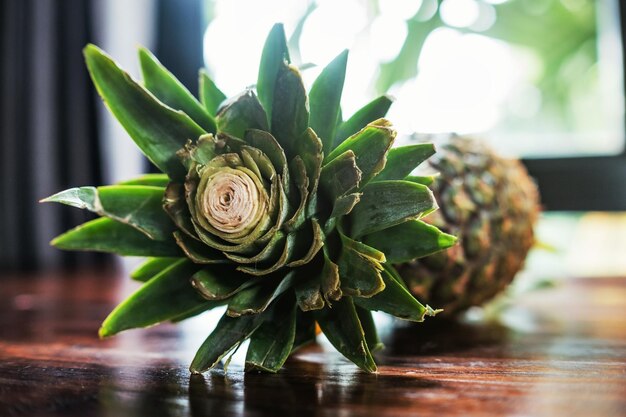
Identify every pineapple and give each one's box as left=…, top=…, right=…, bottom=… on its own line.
left=395, top=135, right=540, bottom=316
left=41, top=24, right=456, bottom=373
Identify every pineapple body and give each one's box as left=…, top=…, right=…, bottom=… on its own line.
left=395, top=136, right=540, bottom=315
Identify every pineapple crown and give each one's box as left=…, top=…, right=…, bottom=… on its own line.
left=42, top=24, right=456, bottom=373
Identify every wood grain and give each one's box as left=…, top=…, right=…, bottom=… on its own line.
left=0, top=269, right=624, bottom=417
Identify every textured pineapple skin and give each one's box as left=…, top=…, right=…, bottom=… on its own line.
left=395, top=136, right=540, bottom=316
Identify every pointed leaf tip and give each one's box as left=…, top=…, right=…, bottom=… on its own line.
left=98, top=326, right=110, bottom=339
left=362, top=220, right=457, bottom=263
left=324, top=120, right=396, bottom=186
left=355, top=266, right=432, bottom=322
left=425, top=305, right=443, bottom=316
left=83, top=43, right=100, bottom=58
left=439, top=233, right=458, bottom=248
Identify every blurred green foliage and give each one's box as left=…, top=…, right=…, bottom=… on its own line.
left=202, top=0, right=605, bottom=135
left=376, top=0, right=598, bottom=129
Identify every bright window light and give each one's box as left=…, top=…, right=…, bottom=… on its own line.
left=439, top=0, right=480, bottom=28
left=204, top=0, right=624, bottom=158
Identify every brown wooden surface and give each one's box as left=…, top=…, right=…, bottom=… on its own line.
left=0, top=269, right=624, bottom=417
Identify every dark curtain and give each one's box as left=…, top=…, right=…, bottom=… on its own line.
left=0, top=0, right=205, bottom=271
left=148, top=0, right=205, bottom=172
left=0, top=0, right=104, bottom=271
left=155, top=0, right=205, bottom=97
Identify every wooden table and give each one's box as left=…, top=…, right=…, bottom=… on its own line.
left=1, top=269, right=624, bottom=417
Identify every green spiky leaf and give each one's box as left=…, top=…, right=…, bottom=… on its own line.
left=337, top=234, right=385, bottom=298
left=257, top=23, right=290, bottom=123
left=354, top=266, right=439, bottom=322
left=245, top=296, right=297, bottom=372
left=334, top=95, right=393, bottom=149
left=99, top=260, right=221, bottom=337
left=270, top=65, right=309, bottom=157
left=329, top=193, right=361, bottom=219
left=42, top=185, right=174, bottom=240
left=199, top=69, right=226, bottom=116
left=355, top=306, right=384, bottom=352
left=294, top=128, right=323, bottom=196
left=118, top=173, right=169, bottom=187
left=84, top=44, right=207, bottom=179
left=404, top=175, right=437, bottom=186
left=363, top=219, right=457, bottom=263
left=349, top=180, right=437, bottom=238
left=309, top=49, right=348, bottom=151
left=291, top=310, right=317, bottom=353
left=190, top=312, right=264, bottom=374
left=131, top=257, right=181, bottom=282
left=191, top=268, right=255, bottom=300
left=227, top=273, right=295, bottom=317
left=216, top=90, right=269, bottom=139
left=139, top=47, right=216, bottom=133
left=51, top=217, right=182, bottom=257
left=315, top=297, right=377, bottom=373
left=374, top=144, right=436, bottom=182
left=319, top=150, right=361, bottom=201
left=325, top=119, right=395, bottom=185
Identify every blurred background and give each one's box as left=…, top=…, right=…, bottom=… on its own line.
left=1, top=0, right=626, bottom=285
